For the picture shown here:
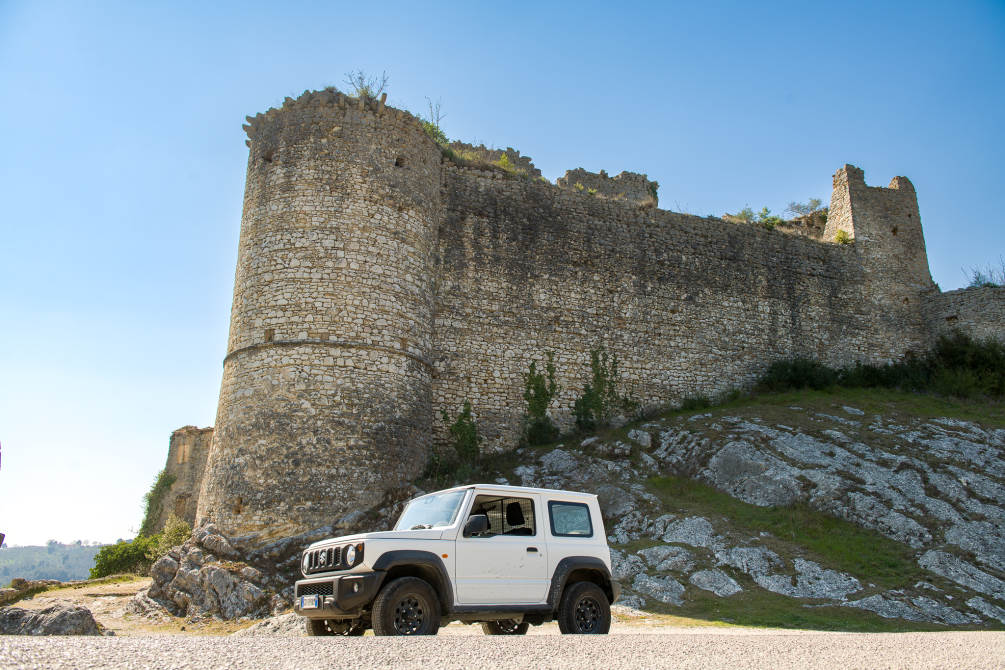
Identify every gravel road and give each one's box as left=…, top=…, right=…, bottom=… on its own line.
left=3, top=631, right=1004, bottom=670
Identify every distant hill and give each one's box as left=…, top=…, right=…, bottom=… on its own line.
left=0, top=542, right=107, bottom=583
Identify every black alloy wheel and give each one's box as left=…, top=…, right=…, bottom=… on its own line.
left=371, top=577, right=441, bottom=636
left=557, top=581, right=611, bottom=634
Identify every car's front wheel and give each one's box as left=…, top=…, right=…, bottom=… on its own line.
left=481, top=619, right=530, bottom=635
left=556, top=581, right=611, bottom=634
left=371, top=577, right=441, bottom=636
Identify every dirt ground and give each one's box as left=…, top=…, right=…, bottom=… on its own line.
left=7, top=577, right=826, bottom=637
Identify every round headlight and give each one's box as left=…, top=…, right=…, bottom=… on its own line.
left=301, top=552, right=310, bottom=575
left=344, top=545, right=356, bottom=564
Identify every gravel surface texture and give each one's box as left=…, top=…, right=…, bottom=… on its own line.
left=3, top=631, right=1004, bottom=670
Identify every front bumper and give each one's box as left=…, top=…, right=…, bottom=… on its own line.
left=293, top=571, right=385, bottom=619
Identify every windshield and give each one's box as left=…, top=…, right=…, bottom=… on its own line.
left=394, top=490, right=467, bottom=530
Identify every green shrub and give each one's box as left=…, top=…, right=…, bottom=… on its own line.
left=758, top=332, right=1005, bottom=400
left=573, top=182, right=585, bottom=192
left=422, top=120, right=447, bottom=146
left=835, top=229, right=853, bottom=244
left=758, top=358, right=839, bottom=392
left=587, top=187, right=598, bottom=196
left=138, top=470, right=176, bottom=537
left=152, top=513, right=191, bottom=558
left=523, top=353, right=560, bottom=445
left=89, top=536, right=156, bottom=579
left=573, top=347, right=636, bottom=431
left=680, top=395, right=712, bottom=411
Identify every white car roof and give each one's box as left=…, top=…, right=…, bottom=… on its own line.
left=425, top=483, right=598, bottom=501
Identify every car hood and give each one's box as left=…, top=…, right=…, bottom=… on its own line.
left=306, top=528, right=447, bottom=549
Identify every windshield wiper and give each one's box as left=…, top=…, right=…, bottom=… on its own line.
left=410, top=524, right=432, bottom=530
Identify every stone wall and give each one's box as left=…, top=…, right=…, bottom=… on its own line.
left=556, top=168, right=658, bottom=205
left=191, top=88, right=1004, bottom=545
left=431, top=166, right=932, bottom=448
left=924, top=287, right=1005, bottom=344
left=154, top=426, right=213, bottom=532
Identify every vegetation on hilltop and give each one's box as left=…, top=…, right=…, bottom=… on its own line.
left=0, top=541, right=104, bottom=583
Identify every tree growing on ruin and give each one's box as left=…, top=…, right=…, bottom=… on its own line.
left=573, top=347, right=636, bottom=431
left=343, top=69, right=388, bottom=100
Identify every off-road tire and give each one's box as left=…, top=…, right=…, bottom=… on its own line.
left=371, top=577, right=441, bottom=636
left=556, top=581, right=611, bottom=634
left=304, top=618, right=366, bottom=636
left=481, top=619, right=530, bottom=635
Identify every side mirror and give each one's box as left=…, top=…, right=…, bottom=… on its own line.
left=463, top=514, right=489, bottom=538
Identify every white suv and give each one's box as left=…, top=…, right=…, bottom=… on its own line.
left=294, top=484, right=618, bottom=636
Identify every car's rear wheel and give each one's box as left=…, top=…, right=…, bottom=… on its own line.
left=304, top=618, right=367, bottom=636
left=557, top=581, right=611, bottom=634
left=371, top=577, right=441, bottom=636
left=481, top=619, right=530, bottom=635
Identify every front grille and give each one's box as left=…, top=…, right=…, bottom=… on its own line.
left=303, top=544, right=345, bottom=574
left=297, top=581, right=334, bottom=597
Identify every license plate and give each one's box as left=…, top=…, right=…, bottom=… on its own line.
left=300, top=595, right=319, bottom=609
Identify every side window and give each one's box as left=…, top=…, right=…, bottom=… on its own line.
left=548, top=501, right=593, bottom=537
left=466, top=495, right=536, bottom=537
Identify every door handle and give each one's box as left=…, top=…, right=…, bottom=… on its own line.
left=526, top=547, right=538, bottom=553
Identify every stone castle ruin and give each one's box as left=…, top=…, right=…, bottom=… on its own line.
left=149, top=87, right=1002, bottom=546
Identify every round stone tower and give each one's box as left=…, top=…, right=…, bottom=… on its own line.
left=196, top=89, right=442, bottom=544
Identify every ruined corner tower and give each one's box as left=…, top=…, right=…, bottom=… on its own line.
left=826, top=164, right=936, bottom=357
left=196, top=90, right=442, bottom=543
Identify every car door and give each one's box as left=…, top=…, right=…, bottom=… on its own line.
left=453, top=493, right=549, bottom=605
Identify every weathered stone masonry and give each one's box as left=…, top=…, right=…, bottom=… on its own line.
left=149, top=426, right=212, bottom=533
left=190, top=88, right=1003, bottom=545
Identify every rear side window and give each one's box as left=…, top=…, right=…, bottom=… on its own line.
left=548, top=501, right=593, bottom=537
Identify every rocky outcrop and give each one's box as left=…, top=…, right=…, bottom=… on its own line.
left=0, top=604, right=103, bottom=636
left=136, top=488, right=416, bottom=620
left=510, top=406, right=1005, bottom=626
left=0, top=580, right=61, bottom=606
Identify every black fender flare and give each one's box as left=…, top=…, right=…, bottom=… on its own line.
left=547, top=556, right=617, bottom=609
left=371, top=550, right=454, bottom=614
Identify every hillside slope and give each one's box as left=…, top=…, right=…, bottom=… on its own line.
left=484, top=390, right=1005, bottom=630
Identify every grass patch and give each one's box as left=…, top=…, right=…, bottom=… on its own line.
left=646, top=475, right=923, bottom=590
left=649, top=586, right=979, bottom=632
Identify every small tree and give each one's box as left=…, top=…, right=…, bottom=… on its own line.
left=966, top=258, right=1005, bottom=288
left=573, top=347, right=635, bottom=432
left=523, top=353, right=560, bottom=445
left=421, top=97, right=448, bottom=146
left=343, top=69, right=388, bottom=100
left=785, top=198, right=824, bottom=218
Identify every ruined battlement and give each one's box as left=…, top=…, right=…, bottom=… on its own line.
left=556, top=168, right=658, bottom=205
left=190, top=88, right=1003, bottom=545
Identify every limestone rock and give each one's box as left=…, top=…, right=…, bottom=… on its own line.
left=661, top=516, right=722, bottom=550
left=632, top=573, right=685, bottom=606
left=918, top=551, right=1005, bottom=601
left=231, top=612, right=305, bottom=637
left=753, top=559, right=860, bottom=600
left=609, top=548, right=645, bottom=581
left=967, top=597, right=1005, bottom=624
left=0, top=604, right=102, bottom=636
left=689, top=569, right=742, bottom=597
left=638, top=545, right=696, bottom=573
left=715, top=546, right=784, bottom=577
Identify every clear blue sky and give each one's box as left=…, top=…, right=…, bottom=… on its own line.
left=1, top=1, right=1003, bottom=546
